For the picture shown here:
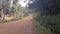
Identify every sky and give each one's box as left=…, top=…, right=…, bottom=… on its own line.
left=18, top=0, right=33, bottom=7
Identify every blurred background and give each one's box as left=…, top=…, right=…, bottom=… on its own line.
left=0, top=0, right=60, bottom=34
left=0, top=0, right=33, bottom=22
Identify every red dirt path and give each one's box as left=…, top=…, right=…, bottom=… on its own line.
left=0, top=15, right=35, bottom=34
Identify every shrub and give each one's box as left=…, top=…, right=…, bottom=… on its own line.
left=42, top=15, right=60, bottom=34
left=33, top=10, right=60, bottom=34
left=33, top=11, right=52, bottom=34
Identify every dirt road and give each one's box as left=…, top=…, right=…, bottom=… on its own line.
left=0, top=15, right=34, bottom=34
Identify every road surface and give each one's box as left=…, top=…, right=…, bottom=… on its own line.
left=0, top=15, right=35, bottom=34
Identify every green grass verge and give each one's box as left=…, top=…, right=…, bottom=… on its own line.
left=33, top=20, right=52, bottom=34
left=0, top=15, right=27, bottom=23
left=33, top=12, right=52, bottom=34
left=0, top=18, right=22, bottom=23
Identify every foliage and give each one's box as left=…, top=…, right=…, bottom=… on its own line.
left=32, top=0, right=60, bottom=34
left=31, top=0, right=60, bottom=15
left=33, top=12, right=52, bottom=34
left=0, top=16, right=22, bottom=23
left=41, top=15, right=60, bottom=34
left=11, top=5, right=19, bottom=13
left=33, top=10, right=60, bottom=34
left=0, top=0, right=27, bottom=23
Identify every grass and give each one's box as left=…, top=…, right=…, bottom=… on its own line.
left=33, top=12, right=52, bottom=34
left=33, top=20, right=52, bottom=34
left=0, top=14, right=27, bottom=23
left=0, top=18, right=22, bottom=23
left=33, top=13, right=60, bottom=34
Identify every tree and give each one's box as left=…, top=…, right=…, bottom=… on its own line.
left=2, top=0, right=11, bottom=21
left=11, top=4, right=19, bottom=18
left=32, top=0, right=60, bottom=34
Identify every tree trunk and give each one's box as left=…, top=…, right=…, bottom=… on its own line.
left=2, top=5, right=6, bottom=21
left=2, top=14, right=5, bottom=21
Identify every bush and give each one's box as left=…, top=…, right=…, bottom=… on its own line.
left=42, top=15, right=60, bottom=34
left=33, top=11, right=60, bottom=34
left=33, top=12, right=52, bottom=34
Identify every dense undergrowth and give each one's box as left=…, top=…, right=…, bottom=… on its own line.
left=33, top=11, right=60, bottom=34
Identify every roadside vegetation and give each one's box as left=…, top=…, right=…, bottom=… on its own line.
left=33, top=11, right=52, bottom=34
left=0, top=0, right=29, bottom=23
left=33, top=10, right=60, bottom=34
left=32, top=0, right=60, bottom=34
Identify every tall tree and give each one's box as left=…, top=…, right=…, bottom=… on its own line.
left=2, top=0, right=11, bottom=21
